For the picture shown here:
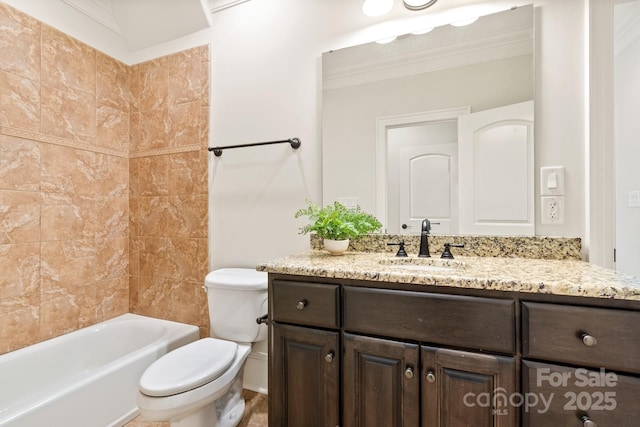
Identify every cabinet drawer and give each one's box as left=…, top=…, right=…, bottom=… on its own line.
left=523, top=302, right=640, bottom=375
left=523, top=360, right=640, bottom=427
left=343, top=286, right=515, bottom=354
left=271, top=280, right=340, bottom=329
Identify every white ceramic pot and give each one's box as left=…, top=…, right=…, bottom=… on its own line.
left=323, top=238, right=350, bottom=255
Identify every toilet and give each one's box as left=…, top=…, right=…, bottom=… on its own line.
left=137, top=268, right=268, bottom=427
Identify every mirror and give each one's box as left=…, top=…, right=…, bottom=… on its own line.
left=322, top=5, right=534, bottom=235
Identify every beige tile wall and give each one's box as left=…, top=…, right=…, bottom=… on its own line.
left=0, top=3, right=210, bottom=354
left=129, top=47, right=210, bottom=337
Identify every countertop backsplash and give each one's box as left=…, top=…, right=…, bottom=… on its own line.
left=310, top=234, right=582, bottom=261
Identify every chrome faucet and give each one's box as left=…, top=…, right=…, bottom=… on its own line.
left=418, top=218, right=432, bottom=258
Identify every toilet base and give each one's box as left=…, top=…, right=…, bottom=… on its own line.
left=170, top=374, right=245, bottom=427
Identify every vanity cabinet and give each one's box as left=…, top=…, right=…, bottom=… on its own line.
left=521, top=302, right=640, bottom=426
left=269, top=278, right=517, bottom=426
left=342, top=286, right=517, bottom=427
left=269, top=280, right=341, bottom=427
left=268, top=274, right=640, bottom=427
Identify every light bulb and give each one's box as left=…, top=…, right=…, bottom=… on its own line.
left=363, top=0, right=394, bottom=17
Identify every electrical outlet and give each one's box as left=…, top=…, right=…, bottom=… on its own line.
left=541, top=196, right=564, bottom=225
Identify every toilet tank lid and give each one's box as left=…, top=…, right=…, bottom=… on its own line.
left=204, top=268, right=267, bottom=290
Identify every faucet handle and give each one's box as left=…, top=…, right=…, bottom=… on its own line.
left=441, top=243, right=465, bottom=259
left=387, top=241, right=408, bottom=257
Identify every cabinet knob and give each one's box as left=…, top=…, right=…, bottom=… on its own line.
left=581, top=333, right=597, bottom=347
left=296, top=300, right=307, bottom=310
left=426, top=371, right=436, bottom=383
left=581, top=415, right=597, bottom=427
left=404, top=366, right=414, bottom=379
left=325, top=352, right=335, bottom=363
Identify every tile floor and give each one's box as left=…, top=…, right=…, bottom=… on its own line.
left=125, top=390, right=268, bottom=427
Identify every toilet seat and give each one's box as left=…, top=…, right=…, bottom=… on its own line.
left=139, top=338, right=238, bottom=397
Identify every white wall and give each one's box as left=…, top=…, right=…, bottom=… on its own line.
left=615, top=19, right=640, bottom=277
left=205, top=0, right=326, bottom=270
left=532, top=0, right=587, bottom=242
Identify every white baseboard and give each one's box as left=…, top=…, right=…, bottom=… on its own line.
left=242, top=350, right=268, bottom=394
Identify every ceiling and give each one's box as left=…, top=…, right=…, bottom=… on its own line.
left=60, top=0, right=251, bottom=51
left=29, top=0, right=640, bottom=56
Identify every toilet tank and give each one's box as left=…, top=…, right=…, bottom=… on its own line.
left=204, top=268, right=268, bottom=343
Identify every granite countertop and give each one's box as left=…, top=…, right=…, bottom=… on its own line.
left=257, top=250, right=640, bottom=301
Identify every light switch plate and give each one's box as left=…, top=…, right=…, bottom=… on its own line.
left=540, top=166, right=565, bottom=196
left=629, top=190, right=640, bottom=208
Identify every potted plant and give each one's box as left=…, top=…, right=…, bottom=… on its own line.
left=295, top=200, right=382, bottom=255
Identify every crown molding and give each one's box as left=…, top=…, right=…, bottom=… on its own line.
left=323, top=26, right=533, bottom=90
left=61, top=0, right=121, bottom=33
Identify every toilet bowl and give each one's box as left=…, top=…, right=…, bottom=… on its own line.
left=137, top=268, right=267, bottom=427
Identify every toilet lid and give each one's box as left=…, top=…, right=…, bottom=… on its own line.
left=139, top=338, right=238, bottom=397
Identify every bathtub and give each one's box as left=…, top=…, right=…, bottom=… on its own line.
left=0, top=313, right=199, bottom=427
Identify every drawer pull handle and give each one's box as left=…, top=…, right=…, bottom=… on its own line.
left=296, top=300, right=307, bottom=310
left=581, top=333, right=597, bottom=347
left=404, top=366, right=414, bottom=379
left=426, top=371, right=436, bottom=383
left=581, top=415, right=597, bottom=427
left=325, top=352, right=335, bottom=363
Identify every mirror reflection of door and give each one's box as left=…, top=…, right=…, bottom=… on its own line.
left=458, top=101, right=534, bottom=236
left=387, top=121, right=458, bottom=235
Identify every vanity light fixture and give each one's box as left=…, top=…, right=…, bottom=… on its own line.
left=362, top=0, right=394, bottom=17
left=403, top=0, right=438, bottom=11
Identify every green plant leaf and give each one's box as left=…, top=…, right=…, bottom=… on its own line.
left=294, top=199, right=382, bottom=240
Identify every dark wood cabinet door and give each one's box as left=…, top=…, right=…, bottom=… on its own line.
left=343, top=333, right=420, bottom=427
left=421, top=346, right=516, bottom=427
left=269, top=323, right=339, bottom=427
left=522, top=360, right=640, bottom=427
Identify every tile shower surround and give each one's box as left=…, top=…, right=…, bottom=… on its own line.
left=0, top=3, right=211, bottom=354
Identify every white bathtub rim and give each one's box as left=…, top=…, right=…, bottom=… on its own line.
left=1, top=314, right=194, bottom=416
left=0, top=314, right=199, bottom=426
left=1, top=313, right=186, bottom=363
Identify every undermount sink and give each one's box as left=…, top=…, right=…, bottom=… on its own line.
left=379, top=257, right=465, bottom=272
